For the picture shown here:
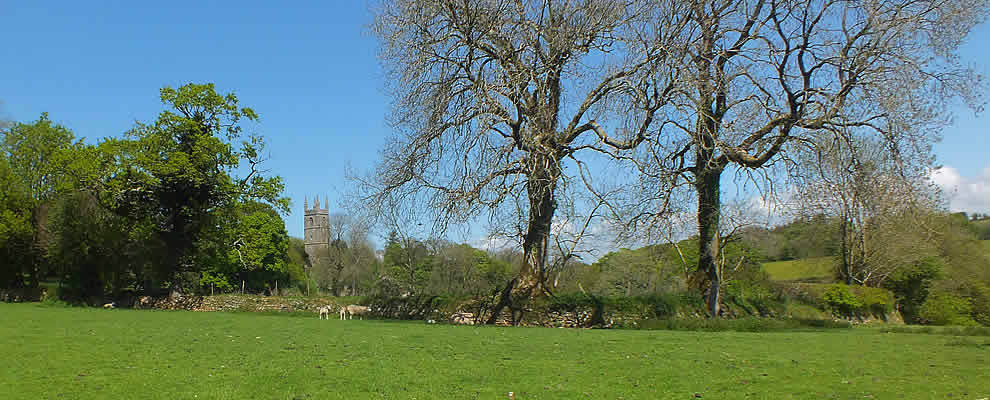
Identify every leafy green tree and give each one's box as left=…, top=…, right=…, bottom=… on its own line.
left=100, top=83, right=287, bottom=293
left=382, top=231, right=433, bottom=295
left=0, top=113, right=80, bottom=290
left=0, top=152, right=34, bottom=289
left=195, top=200, right=290, bottom=294
left=49, top=190, right=150, bottom=302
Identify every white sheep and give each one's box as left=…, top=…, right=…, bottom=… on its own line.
left=341, top=304, right=371, bottom=320
left=451, top=312, right=475, bottom=325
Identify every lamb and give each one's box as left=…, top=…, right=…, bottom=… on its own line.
left=341, top=304, right=371, bottom=320
left=318, top=305, right=331, bottom=320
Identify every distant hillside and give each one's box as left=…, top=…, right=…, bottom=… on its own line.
left=974, top=218, right=990, bottom=240
left=762, top=257, right=835, bottom=282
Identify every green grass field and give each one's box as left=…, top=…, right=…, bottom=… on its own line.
left=762, top=257, right=835, bottom=282
left=2, top=303, right=987, bottom=399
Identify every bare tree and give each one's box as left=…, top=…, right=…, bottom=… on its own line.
left=794, top=136, right=940, bottom=286
left=619, top=0, right=987, bottom=316
left=364, top=0, right=681, bottom=323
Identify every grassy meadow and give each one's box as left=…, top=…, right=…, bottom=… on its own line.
left=2, top=303, right=988, bottom=399
left=762, top=257, right=835, bottom=282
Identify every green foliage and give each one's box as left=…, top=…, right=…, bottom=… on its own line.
left=822, top=285, right=863, bottom=316
left=0, top=113, right=81, bottom=289
left=381, top=231, right=434, bottom=294
left=547, top=291, right=749, bottom=320
left=99, top=83, right=287, bottom=293
left=49, top=191, right=150, bottom=302
left=881, top=256, right=942, bottom=323
left=585, top=245, right=685, bottom=296
left=962, top=282, right=990, bottom=326
left=919, top=293, right=978, bottom=326
left=199, top=271, right=234, bottom=293
left=740, top=216, right=839, bottom=262
left=781, top=283, right=894, bottom=318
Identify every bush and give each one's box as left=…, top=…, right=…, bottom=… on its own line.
left=919, top=293, right=978, bottom=326
left=962, top=283, right=990, bottom=326
left=781, top=283, right=894, bottom=318
left=881, top=257, right=942, bottom=323
left=823, top=285, right=863, bottom=316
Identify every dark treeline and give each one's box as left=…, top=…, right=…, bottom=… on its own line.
left=1, top=84, right=290, bottom=303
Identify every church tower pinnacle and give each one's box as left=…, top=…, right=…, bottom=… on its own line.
left=304, top=195, right=331, bottom=264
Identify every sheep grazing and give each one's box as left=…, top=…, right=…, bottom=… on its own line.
left=103, top=302, right=116, bottom=309
left=318, top=305, right=330, bottom=320
left=341, top=304, right=371, bottom=320
left=451, top=312, right=475, bottom=325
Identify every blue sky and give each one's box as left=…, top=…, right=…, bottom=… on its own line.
left=2, top=1, right=988, bottom=246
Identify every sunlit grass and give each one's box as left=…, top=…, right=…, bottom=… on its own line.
left=762, top=257, right=835, bottom=282
left=2, top=303, right=987, bottom=399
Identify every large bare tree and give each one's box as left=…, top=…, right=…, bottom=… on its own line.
left=623, top=0, right=987, bottom=316
left=365, top=0, right=680, bottom=322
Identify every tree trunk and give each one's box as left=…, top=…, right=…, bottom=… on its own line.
left=695, top=167, right=723, bottom=317
left=839, top=213, right=854, bottom=284
left=486, top=172, right=556, bottom=325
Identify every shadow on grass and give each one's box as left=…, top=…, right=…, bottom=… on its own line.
left=628, top=317, right=852, bottom=332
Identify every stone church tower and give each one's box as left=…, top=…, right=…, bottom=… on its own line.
left=303, top=196, right=330, bottom=261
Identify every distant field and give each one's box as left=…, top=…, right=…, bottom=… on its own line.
left=2, top=304, right=988, bottom=399
left=762, top=256, right=835, bottom=282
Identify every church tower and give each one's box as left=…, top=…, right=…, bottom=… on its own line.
left=303, top=195, right=330, bottom=261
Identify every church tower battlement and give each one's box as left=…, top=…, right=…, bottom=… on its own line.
left=303, top=195, right=330, bottom=260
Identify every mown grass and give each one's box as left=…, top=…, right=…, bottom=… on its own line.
left=2, top=303, right=988, bottom=399
left=762, top=256, right=835, bottom=281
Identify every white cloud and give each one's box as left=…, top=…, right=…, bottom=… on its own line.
left=469, top=235, right=517, bottom=253
left=931, top=165, right=990, bottom=214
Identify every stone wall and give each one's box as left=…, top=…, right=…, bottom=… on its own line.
left=134, top=293, right=899, bottom=327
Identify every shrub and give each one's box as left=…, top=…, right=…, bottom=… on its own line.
left=962, top=283, right=990, bottom=326
left=881, top=257, right=942, bottom=323
left=782, top=283, right=894, bottom=318
left=823, top=285, right=863, bottom=316
left=919, top=293, right=978, bottom=326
